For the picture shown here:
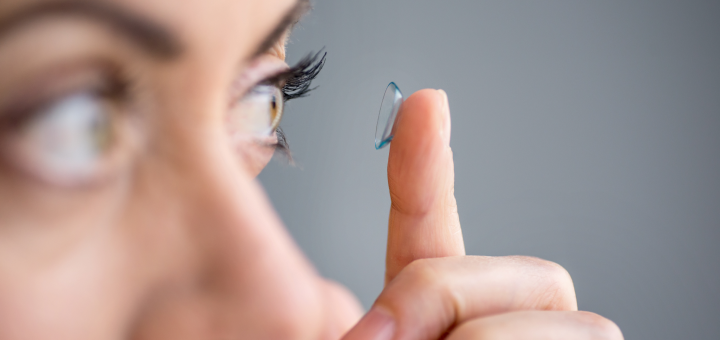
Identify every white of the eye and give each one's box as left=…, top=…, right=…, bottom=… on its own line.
left=24, top=92, right=109, bottom=177
left=230, top=85, right=277, bottom=136
left=246, top=87, right=274, bottom=132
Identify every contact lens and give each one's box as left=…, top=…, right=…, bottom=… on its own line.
left=374, top=82, right=404, bottom=149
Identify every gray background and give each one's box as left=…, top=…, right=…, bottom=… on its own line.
left=258, top=1, right=720, bottom=339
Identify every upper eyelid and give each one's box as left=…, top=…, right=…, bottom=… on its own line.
left=229, top=57, right=288, bottom=104
left=0, top=62, right=122, bottom=124
left=258, top=51, right=325, bottom=88
left=266, top=31, right=290, bottom=62
left=258, top=69, right=293, bottom=88
left=230, top=50, right=325, bottom=108
left=0, top=17, right=157, bottom=111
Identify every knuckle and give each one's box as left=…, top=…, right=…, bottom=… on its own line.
left=391, top=257, right=458, bottom=307
left=543, top=260, right=574, bottom=290
left=402, top=258, right=445, bottom=287
left=575, top=312, right=624, bottom=340
left=380, top=258, right=463, bottom=333
left=516, top=256, right=574, bottom=287
left=511, top=256, right=577, bottom=310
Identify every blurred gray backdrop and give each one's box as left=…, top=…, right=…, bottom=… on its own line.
left=258, top=1, right=720, bottom=339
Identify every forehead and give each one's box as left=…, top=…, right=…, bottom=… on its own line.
left=0, top=0, right=299, bottom=60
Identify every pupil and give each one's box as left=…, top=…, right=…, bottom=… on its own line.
left=271, top=97, right=277, bottom=110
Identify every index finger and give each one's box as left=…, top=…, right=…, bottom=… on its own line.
left=385, top=89, right=464, bottom=284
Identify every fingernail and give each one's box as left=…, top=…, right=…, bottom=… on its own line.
left=342, top=307, right=395, bottom=340
left=437, top=89, right=451, bottom=146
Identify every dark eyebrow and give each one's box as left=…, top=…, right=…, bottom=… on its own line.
left=0, top=1, right=182, bottom=59
left=250, top=0, right=310, bottom=59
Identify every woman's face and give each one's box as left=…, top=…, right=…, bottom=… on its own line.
left=0, top=0, right=360, bottom=338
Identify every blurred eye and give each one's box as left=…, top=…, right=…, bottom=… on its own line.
left=6, top=91, right=120, bottom=184
left=227, top=84, right=284, bottom=137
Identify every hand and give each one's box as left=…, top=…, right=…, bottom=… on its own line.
left=342, top=90, right=623, bottom=340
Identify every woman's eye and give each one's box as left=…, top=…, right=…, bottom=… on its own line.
left=8, top=91, right=118, bottom=183
left=227, top=84, right=284, bottom=137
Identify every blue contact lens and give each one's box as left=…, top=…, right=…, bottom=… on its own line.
left=375, top=82, right=404, bottom=149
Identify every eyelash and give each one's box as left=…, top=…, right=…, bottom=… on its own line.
left=279, top=50, right=327, bottom=102
left=261, top=50, right=326, bottom=103
left=263, top=50, right=326, bottom=156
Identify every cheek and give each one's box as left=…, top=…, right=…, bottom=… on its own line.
left=234, top=133, right=277, bottom=177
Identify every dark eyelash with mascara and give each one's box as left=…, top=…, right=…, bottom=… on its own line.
left=263, top=49, right=326, bottom=102
left=264, top=50, right=326, bottom=159
left=280, top=50, right=326, bottom=102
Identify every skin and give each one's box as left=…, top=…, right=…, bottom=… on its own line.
left=0, top=0, right=624, bottom=339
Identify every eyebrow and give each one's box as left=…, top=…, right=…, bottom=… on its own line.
left=250, top=0, right=310, bottom=59
left=0, top=1, right=182, bottom=59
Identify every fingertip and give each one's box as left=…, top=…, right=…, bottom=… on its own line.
left=391, top=89, right=447, bottom=154
left=387, top=88, right=455, bottom=215
left=437, top=89, right=451, bottom=146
